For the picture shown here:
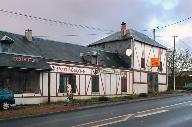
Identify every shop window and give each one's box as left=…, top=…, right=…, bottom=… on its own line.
left=92, top=75, right=99, bottom=92
left=141, top=58, right=145, bottom=68
left=0, top=69, right=40, bottom=94
left=59, top=74, right=76, bottom=93
left=121, top=77, right=127, bottom=92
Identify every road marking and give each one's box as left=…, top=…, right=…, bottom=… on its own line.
left=136, top=100, right=192, bottom=114
left=135, top=109, right=169, bottom=118
left=72, top=114, right=133, bottom=127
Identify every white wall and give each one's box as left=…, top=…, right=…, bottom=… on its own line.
left=133, top=40, right=168, bottom=93
left=42, top=72, right=48, bottom=97
left=133, top=84, right=148, bottom=94
left=159, top=85, right=168, bottom=92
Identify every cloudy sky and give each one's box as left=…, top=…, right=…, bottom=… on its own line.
left=0, top=0, right=191, bottom=49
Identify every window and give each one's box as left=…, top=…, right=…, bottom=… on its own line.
left=141, top=58, right=145, bottom=68
left=92, top=75, right=99, bottom=92
left=101, top=44, right=105, bottom=49
left=159, top=61, right=163, bottom=71
left=91, top=56, right=97, bottom=65
left=0, top=36, right=14, bottom=52
left=0, top=69, right=40, bottom=94
left=121, top=77, right=127, bottom=92
left=1, top=43, right=10, bottom=52
left=59, top=74, right=76, bottom=93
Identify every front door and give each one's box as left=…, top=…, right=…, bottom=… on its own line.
left=147, top=73, right=158, bottom=93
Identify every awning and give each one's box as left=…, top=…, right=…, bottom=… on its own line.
left=0, top=53, right=51, bottom=71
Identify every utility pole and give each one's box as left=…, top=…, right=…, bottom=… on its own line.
left=153, top=29, right=156, bottom=41
left=173, top=35, right=177, bottom=91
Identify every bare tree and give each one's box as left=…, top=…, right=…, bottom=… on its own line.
left=168, top=49, right=192, bottom=76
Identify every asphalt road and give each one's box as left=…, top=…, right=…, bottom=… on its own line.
left=1, top=94, right=192, bottom=127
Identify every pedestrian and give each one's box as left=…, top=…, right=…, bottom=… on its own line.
left=67, top=82, right=73, bottom=101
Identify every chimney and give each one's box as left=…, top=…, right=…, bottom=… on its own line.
left=120, top=22, right=126, bottom=36
left=25, top=29, right=32, bottom=42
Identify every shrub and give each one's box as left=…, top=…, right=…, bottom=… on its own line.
left=98, top=96, right=109, bottom=102
left=139, top=93, right=148, bottom=97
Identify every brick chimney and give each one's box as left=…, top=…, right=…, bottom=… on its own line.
left=121, top=22, right=126, bottom=36
left=25, top=29, right=32, bottom=42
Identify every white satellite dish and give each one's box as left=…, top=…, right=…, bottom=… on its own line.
left=126, top=49, right=132, bottom=56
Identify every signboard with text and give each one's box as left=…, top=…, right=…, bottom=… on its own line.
left=50, top=65, right=92, bottom=74
left=14, top=56, right=38, bottom=63
left=151, top=58, right=160, bottom=67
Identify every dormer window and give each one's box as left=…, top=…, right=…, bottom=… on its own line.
left=0, top=36, right=14, bottom=52
left=91, top=55, right=97, bottom=64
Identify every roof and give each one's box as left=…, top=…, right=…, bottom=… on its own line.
left=0, top=53, right=51, bottom=70
left=0, top=30, right=130, bottom=68
left=88, top=29, right=167, bottom=49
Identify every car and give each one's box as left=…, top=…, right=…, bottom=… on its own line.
left=0, top=88, right=15, bottom=110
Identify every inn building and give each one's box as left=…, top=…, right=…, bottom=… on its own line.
left=0, top=23, right=168, bottom=105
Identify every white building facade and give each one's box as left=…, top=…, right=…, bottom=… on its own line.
left=0, top=26, right=168, bottom=105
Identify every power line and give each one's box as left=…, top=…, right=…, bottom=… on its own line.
left=156, top=16, right=192, bottom=29
left=142, top=16, right=192, bottom=33
left=178, top=38, right=192, bottom=51
left=0, top=9, right=115, bottom=33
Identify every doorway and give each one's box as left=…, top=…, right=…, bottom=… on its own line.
left=147, top=73, right=158, bottom=93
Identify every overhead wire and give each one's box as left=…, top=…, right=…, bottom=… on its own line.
left=0, top=9, right=115, bottom=34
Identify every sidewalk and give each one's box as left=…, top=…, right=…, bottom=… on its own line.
left=0, top=93, right=189, bottom=121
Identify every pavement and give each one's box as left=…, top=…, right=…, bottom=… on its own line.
left=0, top=93, right=192, bottom=127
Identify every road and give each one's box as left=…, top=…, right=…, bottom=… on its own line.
left=1, top=94, right=192, bottom=127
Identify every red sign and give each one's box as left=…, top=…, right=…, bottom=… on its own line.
left=14, top=56, right=37, bottom=63
left=151, top=58, right=160, bottom=67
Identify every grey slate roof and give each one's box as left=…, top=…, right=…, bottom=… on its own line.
left=88, top=29, right=167, bottom=49
left=0, top=30, right=130, bottom=68
left=0, top=53, right=51, bottom=70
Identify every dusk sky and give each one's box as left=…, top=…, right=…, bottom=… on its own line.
left=0, top=0, right=191, bottom=49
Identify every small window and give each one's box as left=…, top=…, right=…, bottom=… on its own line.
left=59, top=74, right=76, bottom=93
left=92, top=75, right=99, bottom=92
left=141, top=58, right=145, bottom=68
left=0, top=36, right=14, bottom=53
left=102, top=44, right=105, bottom=49
left=91, top=56, right=97, bottom=65
left=159, top=61, right=163, bottom=71
left=121, top=77, right=127, bottom=92
left=1, top=43, right=10, bottom=52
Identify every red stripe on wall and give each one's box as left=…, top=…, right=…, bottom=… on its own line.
left=85, top=75, right=87, bottom=95
left=79, top=75, right=80, bottom=95
left=56, top=73, right=58, bottom=97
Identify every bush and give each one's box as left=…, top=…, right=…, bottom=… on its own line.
left=139, top=93, right=148, bottom=97
left=98, top=96, right=109, bottom=102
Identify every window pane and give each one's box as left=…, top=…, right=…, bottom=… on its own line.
left=141, top=58, right=145, bottom=68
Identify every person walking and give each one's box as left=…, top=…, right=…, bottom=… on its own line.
left=67, top=82, right=73, bottom=101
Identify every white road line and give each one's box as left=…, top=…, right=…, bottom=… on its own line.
left=135, top=109, right=169, bottom=118
left=72, top=114, right=133, bottom=127
left=136, top=100, right=192, bottom=114
left=73, top=100, right=192, bottom=127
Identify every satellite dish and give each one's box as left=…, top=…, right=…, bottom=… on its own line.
left=126, top=49, right=132, bottom=56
